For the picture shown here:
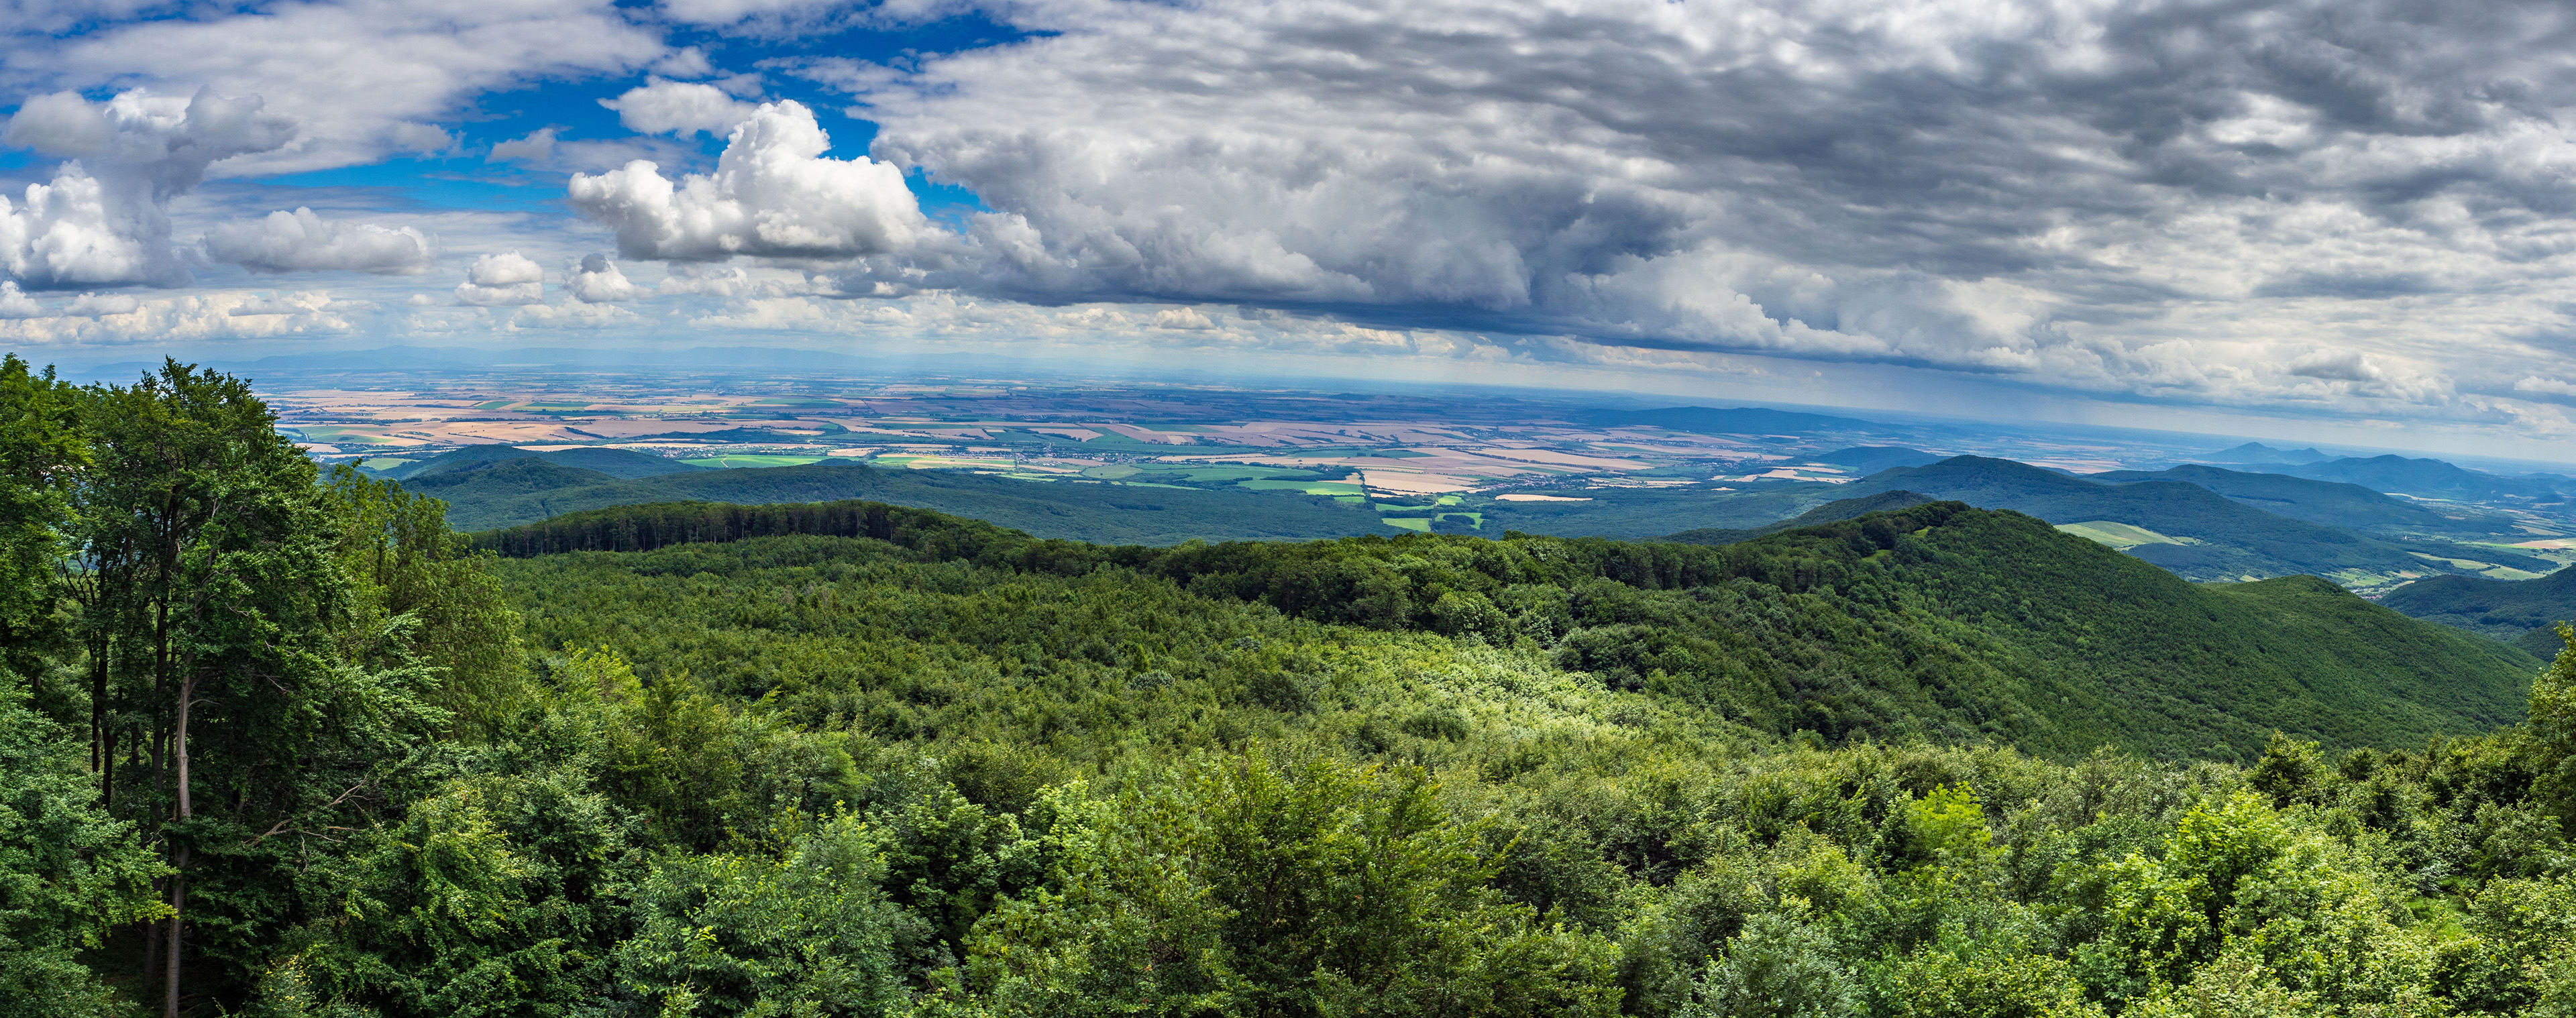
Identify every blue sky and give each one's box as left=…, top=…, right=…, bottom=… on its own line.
left=7, top=0, right=2576, bottom=459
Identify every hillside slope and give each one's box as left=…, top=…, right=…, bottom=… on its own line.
left=1807, top=445, right=1945, bottom=471
left=1845, top=455, right=2521, bottom=588
left=1661, top=489, right=1935, bottom=545
left=419, top=459, right=1396, bottom=542
left=2089, top=463, right=2518, bottom=538
left=2276, top=453, right=2573, bottom=501
left=492, top=498, right=2538, bottom=759
left=2382, top=567, right=2576, bottom=656
left=376, top=443, right=708, bottom=480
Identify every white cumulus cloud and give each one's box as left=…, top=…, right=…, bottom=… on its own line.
left=65, top=292, right=140, bottom=317
left=0, top=282, right=47, bottom=319
left=2287, top=349, right=2385, bottom=383
left=201, top=207, right=435, bottom=275
left=656, top=263, right=760, bottom=297
left=566, top=100, right=924, bottom=262
left=566, top=253, right=639, bottom=302
left=454, top=251, right=547, bottom=305
left=489, top=127, right=559, bottom=164
left=600, top=78, right=759, bottom=137
left=1, top=88, right=297, bottom=288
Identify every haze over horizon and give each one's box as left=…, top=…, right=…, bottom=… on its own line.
left=9, top=1, right=2576, bottom=460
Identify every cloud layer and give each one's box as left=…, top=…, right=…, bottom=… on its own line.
left=13, top=0, right=2576, bottom=441
left=202, top=207, right=435, bottom=275
left=765, top=0, right=2576, bottom=415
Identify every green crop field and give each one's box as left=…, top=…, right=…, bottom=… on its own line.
left=1239, top=479, right=1365, bottom=496
left=678, top=455, right=830, bottom=469
left=2054, top=520, right=2200, bottom=548
left=1180, top=465, right=1321, bottom=482
left=290, top=426, right=392, bottom=444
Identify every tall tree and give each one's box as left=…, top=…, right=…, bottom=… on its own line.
left=0, top=355, right=84, bottom=714
left=58, top=361, right=449, bottom=1017
left=323, top=466, right=522, bottom=727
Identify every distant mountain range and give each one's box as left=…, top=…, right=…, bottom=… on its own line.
left=2087, top=463, right=2519, bottom=539
left=1841, top=456, right=2551, bottom=588
left=2195, top=441, right=2334, bottom=465
left=2277, top=455, right=2575, bottom=502
left=1584, top=405, right=1882, bottom=434
left=2183, top=444, right=2574, bottom=502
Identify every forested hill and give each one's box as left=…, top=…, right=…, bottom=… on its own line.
left=1660, top=489, right=1935, bottom=545
left=2383, top=565, right=2576, bottom=656
left=413, top=457, right=1388, bottom=540
left=2088, top=462, right=2515, bottom=537
left=489, top=496, right=2536, bottom=759
left=1845, top=455, right=2543, bottom=585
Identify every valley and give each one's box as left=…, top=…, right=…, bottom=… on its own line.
left=229, top=355, right=2573, bottom=598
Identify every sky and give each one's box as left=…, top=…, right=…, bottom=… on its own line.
left=7, top=0, right=2576, bottom=459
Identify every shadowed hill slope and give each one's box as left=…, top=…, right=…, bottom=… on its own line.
left=424, top=459, right=1391, bottom=543
left=2383, top=567, right=2576, bottom=657
left=1661, top=490, right=1936, bottom=545
left=376, top=443, right=708, bottom=481
left=2277, top=453, right=2573, bottom=501
left=1843, top=455, right=2530, bottom=587
left=2089, top=463, right=2518, bottom=538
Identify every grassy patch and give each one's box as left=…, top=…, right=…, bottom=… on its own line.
left=678, top=455, right=830, bottom=469
left=2055, top=520, right=2201, bottom=549
left=1239, top=479, right=1365, bottom=496
left=1179, top=466, right=1320, bottom=482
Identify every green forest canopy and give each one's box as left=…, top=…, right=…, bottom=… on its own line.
left=8, top=356, right=2576, bottom=1017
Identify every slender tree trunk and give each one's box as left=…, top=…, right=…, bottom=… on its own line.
left=89, top=648, right=106, bottom=775
left=163, top=864, right=184, bottom=1018
left=164, top=673, right=192, bottom=1018
left=142, top=907, right=160, bottom=993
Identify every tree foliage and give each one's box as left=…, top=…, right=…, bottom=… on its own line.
left=12, top=359, right=2576, bottom=1017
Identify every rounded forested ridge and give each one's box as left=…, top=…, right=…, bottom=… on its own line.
left=6, top=356, right=2576, bottom=1017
